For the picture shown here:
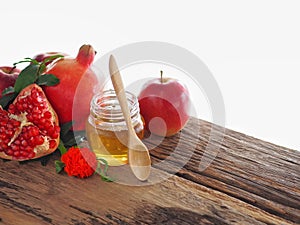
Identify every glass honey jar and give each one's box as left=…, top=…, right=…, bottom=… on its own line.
left=86, top=89, right=144, bottom=166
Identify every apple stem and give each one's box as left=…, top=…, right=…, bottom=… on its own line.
left=9, top=66, right=16, bottom=74
left=160, top=70, right=163, bottom=83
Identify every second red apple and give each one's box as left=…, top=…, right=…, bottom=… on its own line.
left=138, top=71, right=190, bottom=137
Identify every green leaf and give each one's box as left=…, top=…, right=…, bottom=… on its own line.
left=36, top=74, right=60, bottom=86
left=55, top=160, right=65, bottom=174
left=60, top=131, right=76, bottom=147
left=98, top=158, right=109, bottom=174
left=63, top=137, right=77, bottom=147
left=58, top=139, right=67, bottom=155
left=24, top=57, right=39, bottom=64
left=39, top=63, right=46, bottom=74
left=14, top=64, right=39, bottom=93
left=2, top=86, right=15, bottom=96
left=100, top=174, right=115, bottom=182
left=59, top=123, right=87, bottom=148
left=43, top=54, right=64, bottom=65
left=13, top=59, right=34, bottom=67
left=96, top=159, right=115, bottom=182
left=60, top=121, right=74, bottom=138
left=0, top=93, right=17, bottom=109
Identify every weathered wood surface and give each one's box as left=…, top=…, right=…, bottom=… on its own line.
left=0, top=117, right=299, bottom=225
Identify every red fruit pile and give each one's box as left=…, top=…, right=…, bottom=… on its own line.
left=0, top=84, right=60, bottom=161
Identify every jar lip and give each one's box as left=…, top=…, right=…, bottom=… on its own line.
left=90, top=89, right=139, bottom=120
left=93, top=89, right=137, bottom=102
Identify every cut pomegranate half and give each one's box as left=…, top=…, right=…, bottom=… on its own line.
left=0, top=84, right=60, bottom=161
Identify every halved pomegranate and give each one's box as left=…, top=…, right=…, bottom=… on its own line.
left=0, top=84, right=60, bottom=161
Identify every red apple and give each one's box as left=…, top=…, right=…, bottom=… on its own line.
left=138, top=71, right=190, bottom=137
left=0, top=66, right=20, bottom=98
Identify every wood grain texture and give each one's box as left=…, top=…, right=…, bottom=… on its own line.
left=0, top=117, right=299, bottom=225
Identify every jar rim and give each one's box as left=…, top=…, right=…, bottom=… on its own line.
left=90, top=89, right=139, bottom=121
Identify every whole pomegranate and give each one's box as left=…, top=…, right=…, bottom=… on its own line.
left=0, top=66, right=20, bottom=98
left=43, top=44, right=99, bottom=130
left=0, top=84, right=60, bottom=161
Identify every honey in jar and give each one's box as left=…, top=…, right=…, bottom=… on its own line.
left=86, top=90, right=144, bottom=166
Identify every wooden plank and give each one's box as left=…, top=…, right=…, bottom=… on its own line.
left=0, top=117, right=299, bottom=224
left=147, top=118, right=300, bottom=224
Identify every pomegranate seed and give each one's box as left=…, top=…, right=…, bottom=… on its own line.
left=51, top=132, right=59, bottom=139
left=13, top=151, right=20, bottom=157
left=23, top=132, right=29, bottom=140
left=32, top=113, right=41, bottom=120
left=11, top=144, right=19, bottom=151
left=35, top=96, right=43, bottom=103
left=17, top=104, right=23, bottom=111
left=47, top=126, right=54, bottom=136
left=38, top=103, right=45, bottom=110
left=39, top=118, right=46, bottom=125
left=31, top=90, right=39, bottom=98
left=6, top=149, right=13, bottom=156
left=54, top=125, right=60, bottom=133
left=0, top=143, right=8, bottom=150
left=43, top=121, right=51, bottom=129
left=27, top=114, right=33, bottom=121
left=29, top=127, right=39, bottom=136
left=21, top=151, right=28, bottom=157
left=26, top=95, right=32, bottom=102
left=28, top=137, right=35, bottom=147
left=8, top=105, right=15, bottom=113
left=49, top=140, right=57, bottom=149
left=43, top=111, right=52, bottom=119
left=27, top=152, right=35, bottom=159
left=13, top=120, right=21, bottom=126
left=32, top=107, right=40, bottom=113
left=35, top=136, right=44, bottom=145
left=21, top=140, right=28, bottom=147
left=6, top=130, right=13, bottom=136
left=25, top=146, right=33, bottom=152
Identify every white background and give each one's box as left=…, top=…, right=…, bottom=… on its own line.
left=0, top=0, right=299, bottom=151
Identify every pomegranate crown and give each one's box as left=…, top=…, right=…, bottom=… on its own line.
left=76, top=44, right=96, bottom=67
